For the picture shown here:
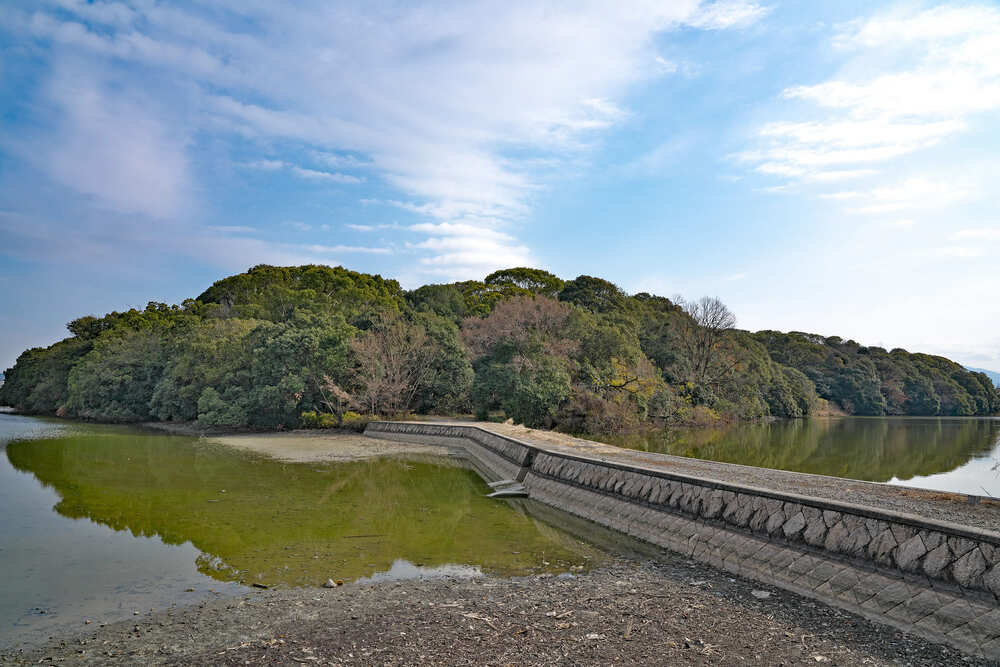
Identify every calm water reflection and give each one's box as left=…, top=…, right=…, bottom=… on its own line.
left=0, top=414, right=601, bottom=648
left=591, top=417, right=1000, bottom=496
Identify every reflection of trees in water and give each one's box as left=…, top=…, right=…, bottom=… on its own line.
left=598, top=418, right=1000, bottom=483
left=6, top=432, right=600, bottom=586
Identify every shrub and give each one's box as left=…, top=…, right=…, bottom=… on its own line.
left=299, top=410, right=337, bottom=428
left=340, top=410, right=371, bottom=432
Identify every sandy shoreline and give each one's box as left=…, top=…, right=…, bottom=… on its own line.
left=205, top=431, right=453, bottom=463
left=141, top=421, right=456, bottom=463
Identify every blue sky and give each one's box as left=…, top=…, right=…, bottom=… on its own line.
left=1, top=1, right=999, bottom=372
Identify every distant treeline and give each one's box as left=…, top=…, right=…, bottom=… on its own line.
left=1, top=265, right=997, bottom=433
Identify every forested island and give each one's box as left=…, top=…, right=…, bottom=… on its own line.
left=1, top=265, right=997, bottom=433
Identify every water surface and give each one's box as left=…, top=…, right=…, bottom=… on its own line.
left=0, top=414, right=602, bottom=648
left=591, top=417, right=1000, bottom=496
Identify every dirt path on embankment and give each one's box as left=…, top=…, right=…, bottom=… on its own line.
left=2, top=557, right=987, bottom=666
left=473, top=422, right=1000, bottom=532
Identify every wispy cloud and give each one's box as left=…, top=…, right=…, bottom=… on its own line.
left=345, top=223, right=403, bottom=232
left=310, top=151, right=373, bottom=169
left=848, top=178, right=973, bottom=215
left=951, top=227, right=1000, bottom=242
left=689, top=2, right=770, bottom=30
left=0, top=1, right=766, bottom=279
left=244, top=160, right=362, bottom=184
left=301, top=244, right=392, bottom=255
left=206, top=225, right=256, bottom=234
left=740, top=4, right=1000, bottom=215
left=5, top=59, right=192, bottom=220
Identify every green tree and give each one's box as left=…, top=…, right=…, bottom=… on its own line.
left=484, top=267, right=565, bottom=298
left=65, top=331, right=167, bottom=421
left=558, top=275, right=627, bottom=313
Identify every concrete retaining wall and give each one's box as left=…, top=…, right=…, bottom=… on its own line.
left=364, top=421, right=1000, bottom=658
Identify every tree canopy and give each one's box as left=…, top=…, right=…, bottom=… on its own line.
left=1, top=265, right=996, bottom=433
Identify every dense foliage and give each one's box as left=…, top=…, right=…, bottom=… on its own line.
left=2, top=265, right=996, bottom=432
left=968, top=367, right=1000, bottom=388
left=752, top=332, right=999, bottom=417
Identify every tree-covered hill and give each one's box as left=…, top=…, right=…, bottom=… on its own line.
left=1, top=265, right=996, bottom=432
left=967, top=367, right=1000, bottom=388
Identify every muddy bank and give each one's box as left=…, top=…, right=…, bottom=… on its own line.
left=2, top=555, right=986, bottom=666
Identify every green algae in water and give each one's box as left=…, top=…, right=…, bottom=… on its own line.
left=4, top=426, right=605, bottom=589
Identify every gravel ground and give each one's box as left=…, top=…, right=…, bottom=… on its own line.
left=473, top=422, right=1000, bottom=532
left=3, top=555, right=989, bottom=666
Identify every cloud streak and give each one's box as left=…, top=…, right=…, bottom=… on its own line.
left=740, top=4, right=1000, bottom=217
left=1, top=0, right=766, bottom=279
left=244, top=160, right=363, bottom=184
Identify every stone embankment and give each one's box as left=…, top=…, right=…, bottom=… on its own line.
left=365, top=421, right=1000, bottom=659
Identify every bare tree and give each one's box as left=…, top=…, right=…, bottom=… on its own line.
left=460, top=295, right=578, bottom=360
left=350, top=312, right=436, bottom=416
left=678, top=296, right=737, bottom=387
left=316, top=376, right=358, bottom=417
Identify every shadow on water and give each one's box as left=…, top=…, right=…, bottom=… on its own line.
left=590, top=417, right=1000, bottom=488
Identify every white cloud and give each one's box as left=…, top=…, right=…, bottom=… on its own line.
left=849, top=178, right=973, bottom=215
left=289, top=166, right=363, bottom=184
left=688, top=2, right=770, bottom=30
left=184, top=235, right=392, bottom=273
left=188, top=237, right=344, bottom=272
left=0, top=0, right=767, bottom=280
left=927, top=246, right=984, bottom=259
left=819, top=191, right=862, bottom=201
left=244, top=160, right=362, bottom=184
left=7, top=60, right=192, bottom=220
left=311, top=151, right=372, bottom=169
left=408, top=222, right=516, bottom=242
left=742, top=4, right=1000, bottom=215
left=345, top=223, right=402, bottom=232
left=655, top=56, right=679, bottom=74
left=951, top=227, right=1000, bottom=242
left=302, top=244, right=391, bottom=255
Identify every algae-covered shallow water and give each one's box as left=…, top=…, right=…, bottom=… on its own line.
left=590, top=417, right=1000, bottom=496
left=0, top=414, right=603, bottom=648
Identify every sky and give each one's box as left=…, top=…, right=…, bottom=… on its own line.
left=1, top=0, right=998, bottom=372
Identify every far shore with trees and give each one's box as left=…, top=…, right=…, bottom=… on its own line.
left=1, top=265, right=997, bottom=435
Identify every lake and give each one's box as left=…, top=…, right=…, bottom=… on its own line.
left=590, top=416, right=1000, bottom=497
left=3, top=413, right=999, bottom=648
left=0, top=414, right=603, bottom=648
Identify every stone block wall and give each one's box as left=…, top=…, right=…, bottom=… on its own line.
left=364, top=421, right=529, bottom=481
left=364, top=421, right=1000, bottom=658
left=528, top=452, right=1000, bottom=603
